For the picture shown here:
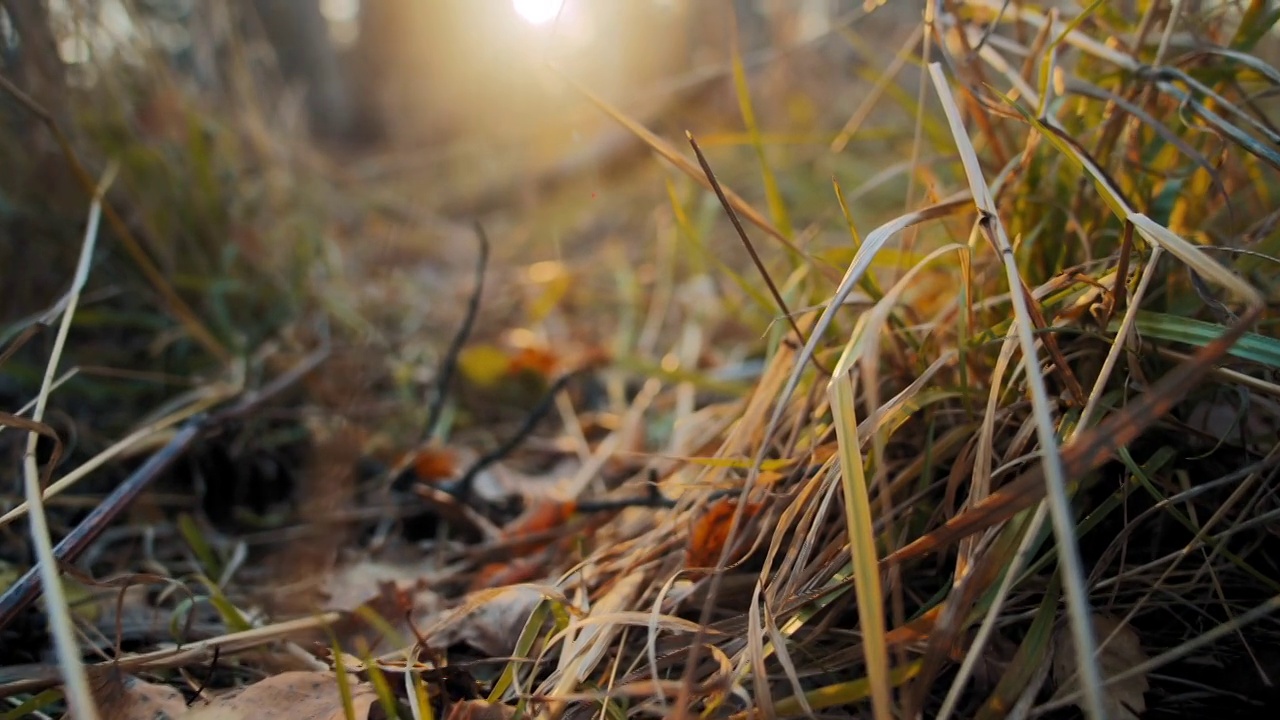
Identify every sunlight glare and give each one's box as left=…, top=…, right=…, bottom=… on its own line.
left=511, top=0, right=564, bottom=26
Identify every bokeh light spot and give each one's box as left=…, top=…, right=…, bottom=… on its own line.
left=511, top=0, right=564, bottom=26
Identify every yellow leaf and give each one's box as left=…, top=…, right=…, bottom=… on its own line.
left=458, top=344, right=511, bottom=388
left=524, top=261, right=571, bottom=323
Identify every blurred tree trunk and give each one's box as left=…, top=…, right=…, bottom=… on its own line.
left=350, top=0, right=466, bottom=145
left=0, top=0, right=69, bottom=134
left=0, top=0, right=80, bottom=323
left=248, top=0, right=354, bottom=140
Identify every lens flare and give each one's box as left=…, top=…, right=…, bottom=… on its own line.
left=511, top=0, right=564, bottom=26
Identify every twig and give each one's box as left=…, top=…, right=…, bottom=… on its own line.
left=1112, top=220, right=1134, bottom=318
left=422, top=222, right=490, bottom=444
left=186, top=646, right=220, bottom=706
left=210, top=344, right=330, bottom=425
left=442, top=370, right=584, bottom=504
left=0, top=420, right=205, bottom=632
left=0, top=323, right=45, bottom=368
left=0, top=345, right=329, bottom=632
left=0, top=611, right=346, bottom=698
left=549, top=65, right=838, bottom=282
left=686, top=133, right=830, bottom=377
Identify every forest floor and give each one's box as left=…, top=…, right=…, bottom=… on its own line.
left=2, top=3, right=1280, bottom=720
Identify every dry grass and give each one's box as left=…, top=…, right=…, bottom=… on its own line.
left=2, top=1, right=1280, bottom=719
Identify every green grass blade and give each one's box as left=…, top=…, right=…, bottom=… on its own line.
left=1109, top=311, right=1280, bottom=368
left=829, top=372, right=892, bottom=720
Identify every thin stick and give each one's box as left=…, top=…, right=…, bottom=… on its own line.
left=0, top=324, right=44, bottom=368
left=422, top=222, right=490, bottom=444
left=0, top=611, right=345, bottom=698
left=0, top=421, right=205, bottom=632
left=548, top=65, right=838, bottom=282
left=444, top=370, right=583, bottom=503
left=0, top=345, right=328, bottom=631
left=687, top=133, right=829, bottom=377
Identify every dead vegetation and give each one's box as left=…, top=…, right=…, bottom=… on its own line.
left=2, top=1, right=1280, bottom=719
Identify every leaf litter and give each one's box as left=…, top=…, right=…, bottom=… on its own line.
left=1050, top=614, right=1150, bottom=720
left=3, top=2, right=1280, bottom=719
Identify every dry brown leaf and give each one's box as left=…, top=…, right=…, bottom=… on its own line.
left=311, top=559, right=445, bottom=652
left=1183, top=396, right=1280, bottom=453
left=430, top=586, right=544, bottom=657
left=321, top=559, right=444, bottom=618
left=184, top=670, right=378, bottom=720
left=1051, top=614, right=1149, bottom=719
left=445, top=699, right=517, bottom=720
left=83, top=669, right=193, bottom=720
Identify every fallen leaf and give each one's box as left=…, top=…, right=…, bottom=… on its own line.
left=1050, top=614, right=1149, bottom=719
left=523, top=260, right=571, bottom=322
left=315, top=559, right=446, bottom=652
left=686, top=499, right=763, bottom=571
left=501, top=500, right=577, bottom=549
left=83, top=669, right=193, bottom=720
left=184, top=670, right=379, bottom=720
left=506, top=346, right=559, bottom=378
left=458, top=344, right=512, bottom=388
left=471, top=554, right=552, bottom=591
left=408, top=445, right=461, bottom=482
left=445, top=698, right=517, bottom=720
left=429, top=586, right=545, bottom=657
left=321, top=559, right=443, bottom=617
left=1182, top=395, right=1280, bottom=453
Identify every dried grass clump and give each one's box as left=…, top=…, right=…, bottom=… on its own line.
left=468, top=3, right=1280, bottom=719
left=3, top=2, right=1280, bottom=720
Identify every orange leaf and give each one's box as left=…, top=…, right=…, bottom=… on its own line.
left=506, top=346, right=559, bottom=378
left=501, top=500, right=577, bottom=549
left=686, top=499, right=762, bottom=571
left=410, top=446, right=460, bottom=482
left=469, top=556, right=548, bottom=591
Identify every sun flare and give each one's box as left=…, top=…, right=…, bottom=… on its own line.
left=511, top=0, right=564, bottom=26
